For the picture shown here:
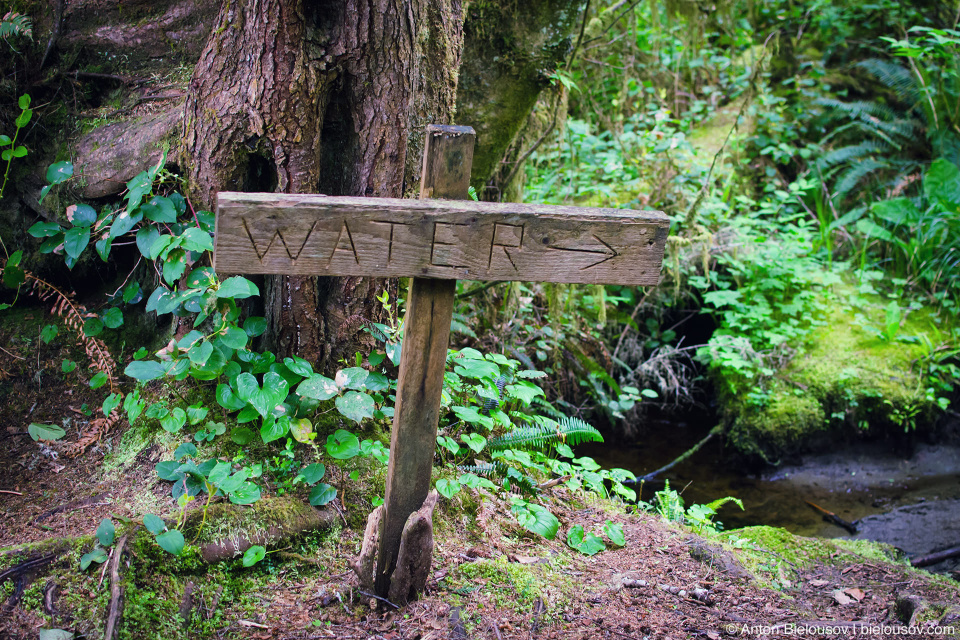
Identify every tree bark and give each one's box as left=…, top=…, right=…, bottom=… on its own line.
left=183, top=0, right=465, bottom=369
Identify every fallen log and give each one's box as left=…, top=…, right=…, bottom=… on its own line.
left=630, top=426, right=722, bottom=483
left=805, top=500, right=858, bottom=534
left=911, top=544, right=960, bottom=568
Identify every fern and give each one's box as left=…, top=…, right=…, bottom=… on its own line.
left=0, top=12, right=32, bottom=44
left=487, top=416, right=603, bottom=452
left=857, top=58, right=920, bottom=104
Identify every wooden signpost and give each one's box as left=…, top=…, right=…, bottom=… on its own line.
left=214, top=125, right=669, bottom=603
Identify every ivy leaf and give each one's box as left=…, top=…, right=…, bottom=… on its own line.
left=143, top=514, right=166, bottom=535
left=242, top=545, right=266, bottom=567
left=461, top=433, right=486, bottom=454
left=301, top=463, right=326, bottom=484
left=436, top=478, right=461, bottom=499
left=159, top=408, right=187, bottom=433
left=326, top=429, right=360, bottom=459
left=96, top=518, right=115, bottom=547
left=603, top=520, right=625, bottom=547
left=296, top=374, right=338, bottom=401
left=40, top=324, right=58, bottom=344
left=260, top=415, right=290, bottom=443
left=308, top=483, right=336, bottom=506
left=155, top=530, right=185, bottom=556
left=216, top=276, right=259, bottom=299
left=335, top=391, right=375, bottom=423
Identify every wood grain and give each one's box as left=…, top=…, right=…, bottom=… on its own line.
left=374, top=126, right=470, bottom=599
left=214, top=193, right=668, bottom=285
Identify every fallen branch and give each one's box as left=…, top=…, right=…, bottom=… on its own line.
left=911, top=545, right=960, bottom=568
left=104, top=533, right=129, bottom=640
left=805, top=501, right=858, bottom=534
left=632, top=426, right=722, bottom=482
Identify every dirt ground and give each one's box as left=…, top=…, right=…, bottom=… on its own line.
left=2, top=307, right=959, bottom=640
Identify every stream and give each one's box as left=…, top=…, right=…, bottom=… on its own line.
left=581, top=415, right=960, bottom=574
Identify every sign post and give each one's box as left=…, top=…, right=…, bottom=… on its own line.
left=214, top=124, right=669, bottom=602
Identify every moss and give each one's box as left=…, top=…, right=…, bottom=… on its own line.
left=450, top=556, right=549, bottom=611
left=719, top=291, right=950, bottom=461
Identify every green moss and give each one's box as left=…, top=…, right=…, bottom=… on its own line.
left=450, top=556, right=548, bottom=611
left=720, top=292, right=950, bottom=460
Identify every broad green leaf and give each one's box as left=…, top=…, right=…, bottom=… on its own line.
left=228, top=481, right=260, bottom=505
left=925, top=158, right=960, bottom=205
left=283, top=356, right=313, bottom=377
left=65, top=204, right=97, bottom=228
left=218, top=469, right=250, bottom=494
left=109, top=209, right=143, bottom=239
left=125, top=360, right=166, bottom=381
left=566, top=524, right=605, bottom=555
left=102, top=307, right=123, bottom=329
left=61, top=359, right=77, bottom=373
left=363, top=371, right=389, bottom=392
left=160, top=407, right=187, bottom=433
left=220, top=326, right=247, bottom=349
left=461, top=433, right=486, bottom=454
left=217, top=383, right=247, bottom=411
left=231, top=427, right=255, bottom=445
left=143, top=513, right=166, bottom=535
left=454, top=358, right=500, bottom=381
left=308, top=483, right=336, bottom=506
left=244, top=316, right=267, bottom=337
left=40, top=324, right=58, bottom=344
left=63, top=226, right=90, bottom=259
left=155, top=461, right=181, bottom=481
left=28, top=221, right=61, bottom=238
left=290, top=418, right=314, bottom=443
left=459, top=472, right=497, bottom=491
left=511, top=500, right=559, bottom=539
left=155, top=530, right=185, bottom=556
left=187, top=340, right=214, bottom=365
left=260, top=415, right=290, bottom=443
left=28, top=423, right=66, bottom=441
left=136, top=227, right=160, bottom=258
left=436, top=478, right=461, bottom=499
left=46, top=161, right=74, bottom=185
left=142, top=196, right=177, bottom=223
left=186, top=404, right=209, bottom=425
left=335, top=367, right=368, bottom=390
left=207, top=461, right=232, bottom=487
left=216, top=276, right=259, bottom=299
left=505, top=382, right=545, bottom=405
left=180, top=226, right=213, bottom=251
left=335, top=391, right=375, bottom=423
left=326, top=429, right=360, bottom=459
left=301, top=463, right=326, bottom=484
left=96, top=518, right=115, bottom=546
left=242, top=545, right=266, bottom=567
left=436, top=435, right=459, bottom=454
left=603, top=520, right=625, bottom=546
left=102, top=392, right=122, bottom=417
left=297, top=374, right=338, bottom=401
left=174, top=442, right=197, bottom=460
left=89, top=371, right=108, bottom=389
left=80, top=548, right=108, bottom=570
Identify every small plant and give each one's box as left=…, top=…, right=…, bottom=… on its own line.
left=0, top=94, right=31, bottom=199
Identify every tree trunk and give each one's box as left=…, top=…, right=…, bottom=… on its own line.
left=183, top=0, right=465, bottom=370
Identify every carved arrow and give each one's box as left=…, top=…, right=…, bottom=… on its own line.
left=547, top=234, right=619, bottom=270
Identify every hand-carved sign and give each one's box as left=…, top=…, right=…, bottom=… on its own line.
left=215, top=193, right=669, bottom=286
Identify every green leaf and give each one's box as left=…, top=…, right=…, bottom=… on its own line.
left=436, top=478, right=461, bottom=499
left=242, top=545, right=266, bottom=567
left=244, top=316, right=267, bottom=337
left=96, top=518, right=115, bottom=547
left=27, top=422, right=67, bottom=441
left=335, top=367, right=368, bottom=390
left=461, top=433, right=486, bottom=454
left=216, top=276, right=259, bottom=299
left=109, top=209, right=143, bottom=239
left=454, top=359, right=501, bottom=381
left=124, top=389, right=145, bottom=423
left=283, top=356, right=313, bottom=377
left=102, top=392, right=122, bottom=417
left=603, top=520, right=625, bottom=546
left=186, top=404, right=209, bottom=425
left=566, top=525, right=605, bottom=555
left=855, top=218, right=894, bottom=242
left=162, top=249, right=187, bottom=284
left=335, top=391, right=375, bottom=423
left=142, top=196, right=177, bottom=223
left=174, top=442, right=197, bottom=460
left=46, top=161, right=74, bottom=185
left=80, top=548, right=108, bottom=570
left=229, top=482, right=260, bottom=505
left=125, top=360, right=166, bottom=381
left=187, top=340, right=214, bottom=365
left=308, top=483, right=336, bottom=506
left=216, top=383, right=247, bottom=411
left=301, top=463, right=326, bottom=484
left=135, top=227, right=159, bottom=258
left=511, top=500, right=559, bottom=539
left=296, top=374, right=338, bottom=401
left=160, top=407, right=187, bottom=433
left=40, top=324, right=58, bottom=344
left=231, top=427, right=255, bottom=445
left=89, top=371, right=108, bottom=389
left=290, top=418, right=314, bottom=443
left=39, top=628, right=75, bottom=640
left=260, top=416, right=290, bottom=443
left=363, top=372, right=389, bottom=392
left=505, top=381, right=545, bottom=405
left=207, top=461, right=232, bottom=487
left=143, top=514, right=166, bottom=535
left=83, top=318, right=104, bottom=338
left=61, top=359, right=77, bottom=373
left=326, top=429, right=360, bottom=459
left=28, top=221, right=62, bottom=238
left=925, top=158, right=960, bottom=205
left=63, top=226, right=90, bottom=259
left=155, top=530, right=185, bottom=556
left=155, top=461, right=181, bottom=481
left=102, top=307, right=123, bottom=329
left=66, top=204, right=97, bottom=228
left=220, top=326, right=248, bottom=349
left=180, top=226, right=213, bottom=252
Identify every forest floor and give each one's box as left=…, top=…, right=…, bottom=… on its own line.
left=2, top=309, right=959, bottom=640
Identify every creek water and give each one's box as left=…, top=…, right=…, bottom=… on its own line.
left=581, top=415, right=960, bottom=574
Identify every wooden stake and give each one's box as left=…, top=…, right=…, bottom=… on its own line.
left=374, top=125, right=475, bottom=598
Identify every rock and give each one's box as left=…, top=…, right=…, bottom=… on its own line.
left=74, top=106, right=182, bottom=199
left=894, top=594, right=930, bottom=626
left=686, top=536, right=750, bottom=579
left=940, top=605, right=960, bottom=626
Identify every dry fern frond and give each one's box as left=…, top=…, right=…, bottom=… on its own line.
left=65, top=409, right=122, bottom=457
left=16, top=270, right=118, bottom=394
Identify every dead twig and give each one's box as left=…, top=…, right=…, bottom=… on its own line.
left=103, top=533, right=129, bottom=640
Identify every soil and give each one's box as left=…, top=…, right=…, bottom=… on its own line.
left=1, top=306, right=959, bottom=639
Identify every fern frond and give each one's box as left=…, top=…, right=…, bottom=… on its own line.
left=487, top=416, right=603, bottom=452
left=856, top=59, right=919, bottom=104
left=450, top=313, right=477, bottom=338
left=833, top=158, right=888, bottom=201
left=815, top=98, right=900, bottom=124
left=818, top=141, right=886, bottom=169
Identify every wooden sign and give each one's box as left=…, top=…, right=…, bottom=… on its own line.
left=213, top=124, right=669, bottom=605
left=215, top=195, right=668, bottom=285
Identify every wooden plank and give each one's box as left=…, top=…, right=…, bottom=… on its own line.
left=374, top=125, right=471, bottom=599
left=214, top=193, right=668, bottom=285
